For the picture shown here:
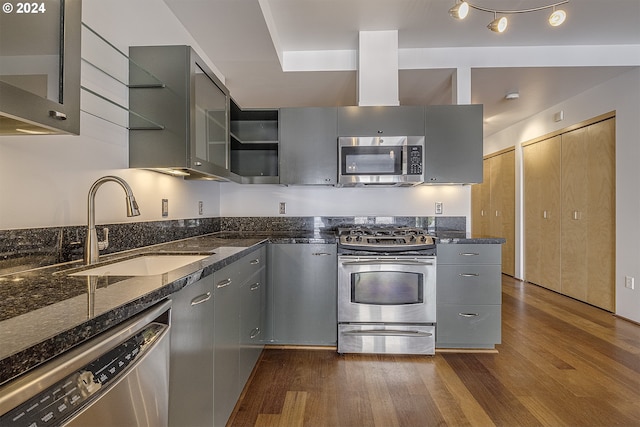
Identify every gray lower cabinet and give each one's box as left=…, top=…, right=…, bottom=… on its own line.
left=239, top=267, right=266, bottom=389
left=436, top=243, right=502, bottom=349
left=214, top=246, right=266, bottom=427
left=279, top=107, right=338, bottom=185
left=424, top=105, right=483, bottom=184
left=268, top=244, right=337, bottom=345
left=168, top=276, right=215, bottom=427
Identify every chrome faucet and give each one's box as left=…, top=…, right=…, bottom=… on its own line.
left=85, top=175, right=140, bottom=265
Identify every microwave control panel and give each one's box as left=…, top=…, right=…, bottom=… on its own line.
left=408, top=146, right=423, bottom=175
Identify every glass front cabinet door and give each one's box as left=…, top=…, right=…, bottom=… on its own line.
left=0, top=0, right=81, bottom=135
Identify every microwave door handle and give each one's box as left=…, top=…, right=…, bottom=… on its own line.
left=341, top=260, right=434, bottom=266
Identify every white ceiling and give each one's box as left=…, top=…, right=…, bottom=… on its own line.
left=161, top=0, right=640, bottom=136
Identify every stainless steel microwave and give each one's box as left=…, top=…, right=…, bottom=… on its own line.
left=338, top=136, right=425, bottom=186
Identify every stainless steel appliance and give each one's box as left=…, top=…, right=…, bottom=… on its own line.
left=0, top=300, right=171, bottom=426
left=338, top=136, right=425, bottom=186
left=337, top=225, right=437, bottom=355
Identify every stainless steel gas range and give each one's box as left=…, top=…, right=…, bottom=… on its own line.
left=337, top=225, right=437, bottom=355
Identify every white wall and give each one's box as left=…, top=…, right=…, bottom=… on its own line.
left=0, top=0, right=221, bottom=230
left=484, top=67, right=640, bottom=323
left=220, top=183, right=470, bottom=220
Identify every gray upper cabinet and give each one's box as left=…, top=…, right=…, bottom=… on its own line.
left=0, top=0, right=81, bottom=135
left=424, top=104, right=483, bottom=184
left=129, top=45, right=230, bottom=180
left=337, top=106, right=425, bottom=136
left=229, top=100, right=279, bottom=183
left=279, top=107, right=338, bottom=185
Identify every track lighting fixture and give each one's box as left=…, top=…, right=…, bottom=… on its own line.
left=487, top=13, right=508, bottom=33
left=448, top=1, right=469, bottom=20
left=449, top=0, right=569, bottom=33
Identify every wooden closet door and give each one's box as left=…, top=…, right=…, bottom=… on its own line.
left=561, top=127, right=589, bottom=301
left=490, top=151, right=515, bottom=276
left=524, top=137, right=562, bottom=291
left=586, top=118, right=616, bottom=310
left=471, top=159, right=491, bottom=236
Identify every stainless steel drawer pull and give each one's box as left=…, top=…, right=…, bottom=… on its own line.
left=343, top=329, right=432, bottom=338
left=190, top=292, right=212, bottom=306
left=250, top=282, right=261, bottom=291
left=460, top=273, right=480, bottom=277
left=216, top=278, right=232, bottom=288
left=312, top=252, right=333, bottom=256
left=459, top=252, right=480, bottom=256
left=250, top=328, right=261, bottom=339
left=458, top=313, right=480, bottom=317
left=250, top=259, right=260, bottom=265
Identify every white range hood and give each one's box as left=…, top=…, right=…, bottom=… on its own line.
left=357, top=30, right=399, bottom=107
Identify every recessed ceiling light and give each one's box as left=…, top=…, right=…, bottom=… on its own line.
left=505, top=92, right=520, bottom=100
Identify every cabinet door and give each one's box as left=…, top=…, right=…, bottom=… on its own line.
left=337, top=106, right=425, bottom=136
left=269, top=244, right=337, bottom=345
left=561, top=128, right=589, bottom=301
left=279, top=107, right=338, bottom=184
left=424, top=105, right=483, bottom=184
left=523, top=137, right=562, bottom=291
left=239, top=268, right=266, bottom=390
left=213, top=264, right=241, bottom=427
left=0, top=0, right=81, bottom=135
left=169, top=277, right=215, bottom=427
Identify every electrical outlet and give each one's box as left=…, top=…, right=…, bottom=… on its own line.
left=625, top=276, right=635, bottom=290
left=435, top=202, right=443, bottom=215
left=162, top=199, right=169, bottom=217
left=198, top=201, right=203, bottom=215
left=279, top=202, right=286, bottom=215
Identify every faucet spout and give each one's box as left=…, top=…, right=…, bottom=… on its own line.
left=85, top=175, right=141, bottom=265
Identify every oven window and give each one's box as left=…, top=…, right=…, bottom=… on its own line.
left=351, top=272, right=423, bottom=305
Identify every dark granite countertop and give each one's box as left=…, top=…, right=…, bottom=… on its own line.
left=435, top=232, right=507, bottom=244
left=0, top=228, right=500, bottom=386
left=0, top=233, right=275, bottom=386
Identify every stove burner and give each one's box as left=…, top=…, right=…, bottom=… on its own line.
left=338, top=225, right=435, bottom=252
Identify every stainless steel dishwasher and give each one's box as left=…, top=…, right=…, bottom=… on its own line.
left=0, top=300, right=171, bottom=427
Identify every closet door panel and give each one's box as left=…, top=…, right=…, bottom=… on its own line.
left=586, top=118, right=616, bottom=310
left=561, top=128, right=589, bottom=301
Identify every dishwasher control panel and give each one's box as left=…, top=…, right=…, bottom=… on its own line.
left=0, top=323, right=166, bottom=426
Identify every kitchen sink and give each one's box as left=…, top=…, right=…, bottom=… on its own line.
left=69, top=254, right=210, bottom=277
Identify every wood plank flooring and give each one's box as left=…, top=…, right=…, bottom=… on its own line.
left=229, top=276, right=640, bottom=427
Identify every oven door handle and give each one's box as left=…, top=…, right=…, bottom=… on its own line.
left=340, top=260, right=434, bottom=266
left=342, top=329, right=433, bottom=337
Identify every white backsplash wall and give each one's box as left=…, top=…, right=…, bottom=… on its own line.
left=0, top=0, right=222, bottom=230
left=220, top=184, right=471, bottom=227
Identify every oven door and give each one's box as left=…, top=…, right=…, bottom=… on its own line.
left=338, top=256, right=436, bottom=323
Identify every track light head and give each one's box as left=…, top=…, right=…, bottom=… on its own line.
left=449, top=1, right=470, bottom=20
left=548, top=8, right=567, bottom=26
left=488, top=15, right=508, bottom=33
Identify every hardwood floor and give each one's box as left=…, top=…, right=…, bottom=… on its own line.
left=229, top=276, right=640, bottom=427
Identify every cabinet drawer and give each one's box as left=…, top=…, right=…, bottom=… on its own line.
left=215, top=246, right=266, bottom=288
left=437, top=265, right=502, bottom=304
left=436, top=304, right=501, bottom=348
left=238, top=246, right=266, bottom=278
left=437, top=244, right=501, bottom=265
